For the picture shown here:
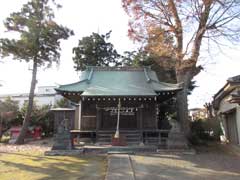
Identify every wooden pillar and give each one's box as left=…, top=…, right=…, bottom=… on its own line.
left=78, top=100, right=82, bottom=130
left=139, top=107, right=143, bottom=143
left=155, top=103, right=159, bottom=130
left=155, top=103, right=160, bottom=144
left=96, top=108, right=101, bottom=141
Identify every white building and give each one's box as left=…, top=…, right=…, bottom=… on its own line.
left=0, top=86, right=62, bottom=108
left=213, top=75, right=240, bottom=145
left=189, top=108, right=208, bottom=121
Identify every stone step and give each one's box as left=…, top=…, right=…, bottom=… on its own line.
left=97, top=134, right=112, bottom=137
left=107, top=151, right=135, bottom=155
left=98, top=137, right=140, bottom=141
left=98, top=135, right=141, bottom=139
left=97, top=139, right=140, bottom=143
left=94, top=131, right=142, bottom=144
left=98, top=138, right=111, bottom=142
left=97, top=136, right=140, bottom=141
left=98, top=134, right=141, bottom=137
left=97, top=140, right=141, bottom=146
left=98, top=132, right=140, bottom=136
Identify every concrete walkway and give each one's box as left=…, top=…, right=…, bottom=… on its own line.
left=105, top=150, right=240, bottom=180
left=105, top=154, right=135, bottom=180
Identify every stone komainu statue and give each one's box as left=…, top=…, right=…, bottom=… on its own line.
left=167, top=117, right=188, bottom=149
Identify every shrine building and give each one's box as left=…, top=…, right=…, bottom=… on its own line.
left=55, top=66, right=182, bottom=145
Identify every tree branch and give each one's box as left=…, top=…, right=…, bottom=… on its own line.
left=168, top=0, right=183, bottom=57
left=190, top=1, right=213, bottom=62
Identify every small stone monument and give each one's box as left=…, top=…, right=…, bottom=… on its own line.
left=52, top=118, right=73, bottom=150
left=167, top=117, right=188, bottom=149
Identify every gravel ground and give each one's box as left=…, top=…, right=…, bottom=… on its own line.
left=0, top=138, right=52, bottom=153
left=1, top=139, right=240, bottom=180
left=130, top=145, right=240, bottom=180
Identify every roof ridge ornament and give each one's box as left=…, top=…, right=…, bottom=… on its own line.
left=85, top=66, right=145, bottom=71
left=144, top=67, right=151, bottom=83
left=87, top=67, right=94, bottom=84
left=228, top=74, right=240, bottom=83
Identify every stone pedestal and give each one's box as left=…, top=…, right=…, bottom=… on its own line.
left=167, top=118, right=188, bottom=149
left=52, top=117, right=73, bottom=150
left=52, top=131, right=73, bottom=150
left=167, top=132, right=188, bottom=149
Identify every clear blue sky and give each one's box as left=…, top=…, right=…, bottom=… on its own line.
left=0, top=0, right=240, bottom=109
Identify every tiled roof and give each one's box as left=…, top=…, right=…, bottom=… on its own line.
left=55, top=66, right=182, bottom=96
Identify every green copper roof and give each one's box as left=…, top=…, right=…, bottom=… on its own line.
left=55, top=67, right=182, bottom=96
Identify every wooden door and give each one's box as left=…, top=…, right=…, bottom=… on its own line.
left=101, top=110, right=137, bottom=130
left=226, top=112, right=239, bottom=144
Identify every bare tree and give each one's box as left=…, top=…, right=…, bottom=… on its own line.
left=122, top=0, right=240, bottom=135
left=204, top=102, right=214, bottom=118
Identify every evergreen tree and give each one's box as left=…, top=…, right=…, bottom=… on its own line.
left=0, top=0, right=73, bottom=144
left=73, top=31, right=121, bottom=71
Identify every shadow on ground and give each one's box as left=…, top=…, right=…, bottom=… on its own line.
left=130, top=144, right=240, bottom=180
left=0, top=151, right=107, bottom=180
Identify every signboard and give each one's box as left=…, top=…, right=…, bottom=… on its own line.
left=103, top=107, right=137, bottom=116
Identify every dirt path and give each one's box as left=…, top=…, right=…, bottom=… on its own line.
left=105, top=144, right=240, bottom=180
left=130, top=151, right=240, bottom=180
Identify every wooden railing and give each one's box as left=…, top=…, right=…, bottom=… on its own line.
left=142, top=129, right=170, bottom=145
left=71, top=129, right=170, bottom=145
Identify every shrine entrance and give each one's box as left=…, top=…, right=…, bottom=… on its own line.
left=100, top=106, right=138, bottom=130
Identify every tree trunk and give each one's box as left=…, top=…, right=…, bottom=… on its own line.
left=0, top=126, right=11, bottom=142
left=176, top=70, right=192, bottom=137
left=0, top=124, right=3, bottom=141
left=15, top=60, right=38, bottom=144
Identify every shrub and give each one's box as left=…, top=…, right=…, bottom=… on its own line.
left=0, top=135, right=10, bottom=143
left=17, top=102, right=54, bottom=137
left=189, top=117, right=222, bottom=145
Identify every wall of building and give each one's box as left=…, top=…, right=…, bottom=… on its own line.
left=81, top=101, right=97, bottom=130
left=236, top=107, right=240, bottom=145
left=0, top=94, right=62, bottom=108
left=143, top=103, right=157, bottom=129
left=0, top=86, right=62, bottom=108
left=219, top=94, right=237, bottom=113
left=217, top=89, right=240, bottom=145
left=219, top=115, right=228, bottom=142
left=189, top=108, right=208, bottom=121
left=35, top=94, right=62, bottom=107
left=0, top=94, right=28, bottom=107
left=77, top=100, right=158, bottom=131
left=38, top=86, right=56, bottom=94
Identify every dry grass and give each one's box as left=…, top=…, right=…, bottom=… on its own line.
left=0, top=150, right=107, bottom=180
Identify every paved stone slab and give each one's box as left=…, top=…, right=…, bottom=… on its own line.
left=157, top=148, right=196, bottom=155
left=44, top=149, right=83, bottom=156
left=107, top=151, right=135, bottom=155
left=105, top=154, right=135, bottom=180
left=130, top=153, right=240, bottom=180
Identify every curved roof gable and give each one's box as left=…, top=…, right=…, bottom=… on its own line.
left=55, top=66, right=182, bottom=96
